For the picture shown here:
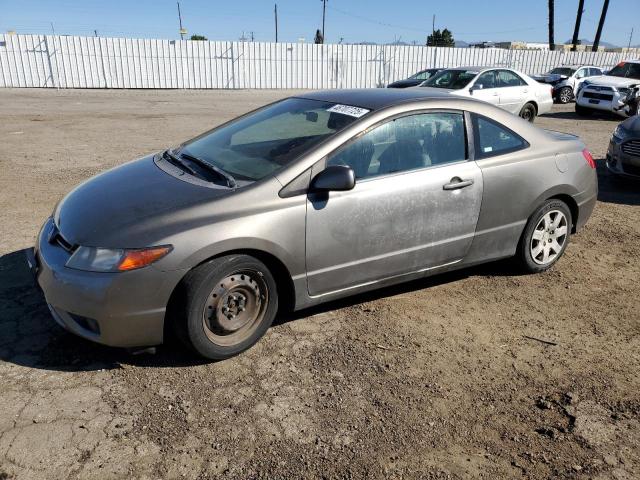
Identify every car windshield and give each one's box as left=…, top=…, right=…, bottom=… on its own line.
left=421, top=69, right=477, bottom=89
left=606, top=62, right=640, bottom=80
left=410, top=69, right=435, bottom=80
left=549, top=67, right=576, bottom=76
left=179, top=98, right=365, bottom=182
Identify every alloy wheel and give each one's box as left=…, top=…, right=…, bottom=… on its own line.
left=559, top=87, right=572, bottom=104
left=530, top=210, right=568, bottom=265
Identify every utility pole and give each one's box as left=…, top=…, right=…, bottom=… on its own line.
left=94, top=29, right=98, bottom=37
left=570, top=0, right=585, bottom=52
left=321, top=0, right=327, bottom=41
left=177, top=1, right=184, bottom=40
left=548, top=0, right=555, bottom=50
left=592, top=0, right=609, bottom=51
left=250, top=31, right=254, bottom=42
left=274, top=4, right=278, bottom=42
left=432, top=14, right=435, bottom=45
left=628, top=28, right=634, bottom=50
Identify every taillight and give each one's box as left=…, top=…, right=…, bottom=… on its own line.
left=582, top=148, right=596, bottom=169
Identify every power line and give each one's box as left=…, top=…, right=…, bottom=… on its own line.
left=327, top=5, right=579, bottom=37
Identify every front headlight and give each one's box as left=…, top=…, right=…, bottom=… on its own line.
left=577, top=81, right=590, bottom=95
left=66, top=245, right=172, bottom=272
left=618, top=87, right=631, bottom=99
left=612, top=125, right=627, bottom=141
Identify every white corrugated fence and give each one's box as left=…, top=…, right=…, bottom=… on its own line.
left=0, top=34, right=637, bottom=89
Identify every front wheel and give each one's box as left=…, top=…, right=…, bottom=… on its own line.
left=519, top=102, right=537, bottom=122
left=175, top=254, right=278, bottom=360
left=516, top=200, right=572, bottom=273
left=557, top=86, right=573, bottom=104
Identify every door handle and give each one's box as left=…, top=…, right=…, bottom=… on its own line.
left=443, top=178, right=474, bottom=190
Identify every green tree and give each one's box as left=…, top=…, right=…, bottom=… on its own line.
left=427, top=28, right=455, bottom=47
left=190, top=34, right=207, bottom=41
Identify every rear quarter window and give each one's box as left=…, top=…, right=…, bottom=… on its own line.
left=472, top=114, right=529, bottom=159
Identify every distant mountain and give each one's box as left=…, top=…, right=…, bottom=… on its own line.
left=455, top=40, right=469, bottom=48
left=564, top=38, right=619, bottom=48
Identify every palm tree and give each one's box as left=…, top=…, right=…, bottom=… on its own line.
left=548, top=0, right=555, bottom=51
left=592, top=0, right=610, bottom=51
left=571, top=0, right=585, bottom=52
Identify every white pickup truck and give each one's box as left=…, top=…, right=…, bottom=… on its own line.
left=575, top=60, right=640, bottom=117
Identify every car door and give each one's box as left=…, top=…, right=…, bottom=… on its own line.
left=495, top=69, right=529, bottom=114
left=573, top=67, right=589, bottom=92
left=305, top=111, right=483, bottom=297
left=470, top=70, right=501, bottom=108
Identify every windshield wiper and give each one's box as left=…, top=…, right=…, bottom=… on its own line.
left=178, top=151, right=237, bottom=188
left=163, top=149, right=200, bottom=177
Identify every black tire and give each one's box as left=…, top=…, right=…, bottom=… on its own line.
left=557, top=86, right=573, bottom=104
left=626, top=100, right=640, bottom=118
left=575, top=104, right=593, bottom=116
left=516, top=200, right=572, bottom=274
left=175, top=254, right=278, bottom=360
left=519, top=102, right=537, bottom=122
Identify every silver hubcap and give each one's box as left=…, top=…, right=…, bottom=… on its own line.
left=202, top=271, right=268, bottom=347
left=530, top=210, right=568, bottom=265
left=560, top=88, right=571, bottom=103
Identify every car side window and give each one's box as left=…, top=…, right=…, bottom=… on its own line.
left=475, top=71, right=496, bottom=89
left=472, top=114, right=528, bottom=159
left=327, top=112, right=467, bottom=179
left=414, top=70, right=429, bottom=80
left=575, top=69, right=586, bottom=79
left=496, top=70, right=526, bottom=87
left=589, top=67, right=602, bottom=77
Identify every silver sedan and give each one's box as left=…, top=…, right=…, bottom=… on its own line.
left=31, top=89, right=598, bottom=359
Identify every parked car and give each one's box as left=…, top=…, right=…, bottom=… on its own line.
left=575, top=60, right=640, bottom=117
left=532, top=65, right=604, bottom=104
left=607, top=114, right=640, bottom=178
left=29, top=89, right=597, bottom=360
left=415, top=66, right=553, bottom=122
left=387, top=68, right=441, bottom=88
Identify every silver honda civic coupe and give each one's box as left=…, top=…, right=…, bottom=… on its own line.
left=30, top=89, right=598, bottom=359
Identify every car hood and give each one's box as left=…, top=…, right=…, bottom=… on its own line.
left=388, top=79, right=421, bottom=88
left=620, top=114, right=640, bottom=133
left=55, top=155, right=233, bottom=248
left=533, top=73, right=568, bottom=84
left=585, top=75, right=640, bottom=88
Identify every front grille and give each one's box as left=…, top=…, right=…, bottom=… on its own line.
left=621, top=162, right=640, bottom=176
left=583, top=91, right=614, bottom=101
left=47, top=223, right=75, bottom=252
left=621, top=140, right=640, bottom=158
left=55, top=234, right=74, bottom=252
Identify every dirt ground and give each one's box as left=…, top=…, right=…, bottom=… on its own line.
left=0, top=88, right=638, bottom=480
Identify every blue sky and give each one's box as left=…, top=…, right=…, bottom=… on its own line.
left=1, top=0, right=638, bottom=46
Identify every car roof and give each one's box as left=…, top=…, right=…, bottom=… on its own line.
left=296, top=88, right=457, bottom=110
left=444, top=66, right=498, bottom=72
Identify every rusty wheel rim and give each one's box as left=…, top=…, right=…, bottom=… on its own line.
left=202, top=270, right=268, bottom=347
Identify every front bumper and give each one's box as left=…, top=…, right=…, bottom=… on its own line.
left=34, top=218, right=187, bottom=347
left=607, top=137, right=640, bottom=178
left=576, top=89, right=628, bottom=116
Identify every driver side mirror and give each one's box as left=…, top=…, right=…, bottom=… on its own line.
left=311, top=165, right=356, bottom=192
left=469, top=84, right=483, bottom=94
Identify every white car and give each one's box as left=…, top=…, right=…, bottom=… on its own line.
left=532, top=65, right=604, bottom=104
left=415, top=66, right=553, bottom=122
left=575, top=60, right=640, bottom=117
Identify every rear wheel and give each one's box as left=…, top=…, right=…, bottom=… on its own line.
left=557, top=86, right=573, bottom=104
left=176, top=254, right=278, bottom=360
left=517, top=200, right=572, bottom=273
left=519, top=102, right=537, bottom=122
left=575, top=104, right=593, bottom=116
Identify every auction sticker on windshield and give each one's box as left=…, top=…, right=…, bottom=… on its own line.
left=327, top=104, right=370, bottom=118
